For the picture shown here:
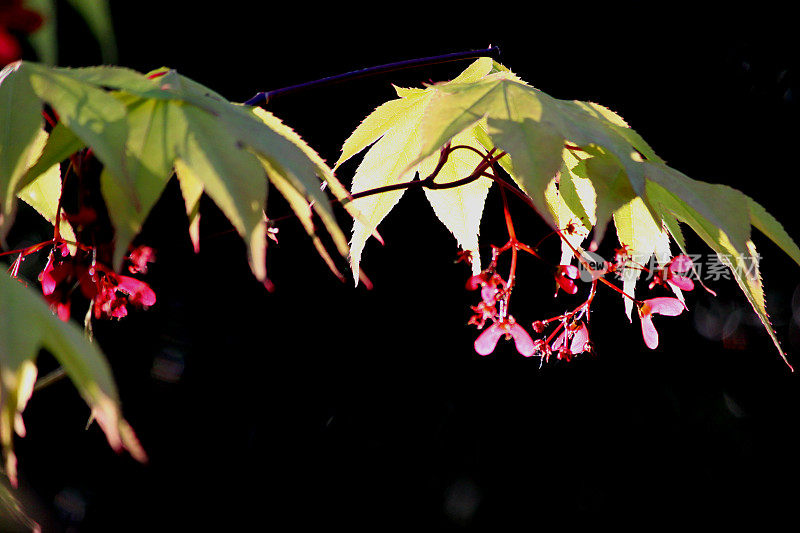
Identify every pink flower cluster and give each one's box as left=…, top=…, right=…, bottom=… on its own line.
left=464, top=251, right=696, bottom=361
left=39, top=244, right=156, bottom=321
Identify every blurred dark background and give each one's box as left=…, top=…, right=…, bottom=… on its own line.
left=6, top=3, right=800, bottom=531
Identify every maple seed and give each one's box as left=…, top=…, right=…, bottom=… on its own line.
left=554, top=265, right=580, bottom=296
left=466, top=274, right=484, bottom=291
left=474, top=318, right=536, bottom=357
left=466, top=272, right=505, bottom=305
left=637, top=297, right=686, bottom=349
left=649, top=254, right=695, bottom=292
left=127, top=245, right=156, bottom=274
left=551, top=320, right=591, bottom=358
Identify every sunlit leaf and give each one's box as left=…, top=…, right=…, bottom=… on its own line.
left=544, top=151, right=594, bottom=266
left=16, top=128, right=77, bottom=248
left=0, top=272, right=146, bottom=487
left=410, top=68, right=658, bottom=247
left=613, top=196, right=672, bottom=320
left=1, top=62, right=351, bottom=281
left=251, top=107, right=352, bottom=265
left=747, top=196, right=800, bottom=268
left=487, top=117, right=564, bottom=228
left=419, top=128, right=493, bottom=274
left=100, top=94, right=179, bottom=269
left=337, top=58, right=500, bottom=282
left=572, top=147, right=637, bottom=248
left=22, top=62, right=130, bottom=184
left=334, top=93, right=427, bottom=171
left=346, top=93, right=426, bottom=279
left=174, top=161, right=203, bottom=254
left=19, top=122, right=85, bottom=191
left=0, top=62, right=43, bottom=237
left=645, top=170, right=788, bottom=366
left=345, top=57, right=800, bottom=361
left=169, top=103, right=268, bottom=281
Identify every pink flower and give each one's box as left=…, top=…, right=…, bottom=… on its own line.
left=638, top=297, right=686, bottom=349
left=38, top=243, right=157, bottom=321
left=94, top=272, right=156, bottom=319
left=551, top=320, right=591, bottom=360
left=468, top=301, right=497, bottom=329
left=39, top=259, right=66, bottom=296
left=467, top=272, right=504, bottom=304
left=94, top=281, right=129, bottom=319
left=474, top=318, right=536, bottom=357
left=115, top=274, right=156, bottom=307
left=127, top=245, right=156, bottom=274
left=650, top=254, right=694, bottom=292
left=554, top=265, right=579, bottom=296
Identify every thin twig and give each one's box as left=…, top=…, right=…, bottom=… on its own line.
left=244, top=46, right=502, bottom=106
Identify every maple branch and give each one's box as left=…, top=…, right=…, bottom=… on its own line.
left=343, top=145, right=501, bottom=203
left=244, top=46, right=502, bottom=106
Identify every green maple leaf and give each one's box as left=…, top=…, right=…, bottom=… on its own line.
left=613, top=196, right=675, bottom=320
left=543, top=147, right=595, bottom=265
left=411, top=67, right=657, bottom=246
left=644, top=164, right=797, bottom=366
left=0, top=61, right=361, bottom=487
left=417, top=61, right=800, bottom=363
left=0, top=62, right=353, bottom=280
left=0, top=272, right=146, bottom=487
left=335, top=57, right=502, bottom=281
left=344, top=58, right=800, bottom=363
left=13, top=127, right=77, bottom=249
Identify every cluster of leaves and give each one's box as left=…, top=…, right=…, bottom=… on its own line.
left=338, top=57, right=800, bottom=363
left=1, top=49, right=800, bottom=529
left=0, top=58, right=365, bottom=497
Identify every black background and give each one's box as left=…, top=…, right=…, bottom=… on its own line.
left=6, top=3, right=800, bottom=531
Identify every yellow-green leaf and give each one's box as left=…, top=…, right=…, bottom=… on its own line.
left=0, top=272, right=145, bottom=487
left=16, top=129, right=77, bottom=249
left=747, top=196, right=800, bottom=268
left=419, top=128, right=493, bottom=274
left=348, top=95, right=427, bottom=280
left=0, top=62, right=44, bottom=237
left=645, top=175, right=787, bottom=366
left=2, top=63, right=350, bottom=281
left=613, top=196, right=672, bottom=320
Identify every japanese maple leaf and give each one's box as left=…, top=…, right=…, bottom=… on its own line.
left=334, top=58, right=501, bottom=282
left=401, top=59, right=800, bottom=366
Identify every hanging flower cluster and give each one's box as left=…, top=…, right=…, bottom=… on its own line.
left=465, top=239, right=694, bottom=361
left=6, top=144, right=157, bottom=325
left=39, top=243, right=156, bottom=321
left=453, top=146, right=696, bottom=363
